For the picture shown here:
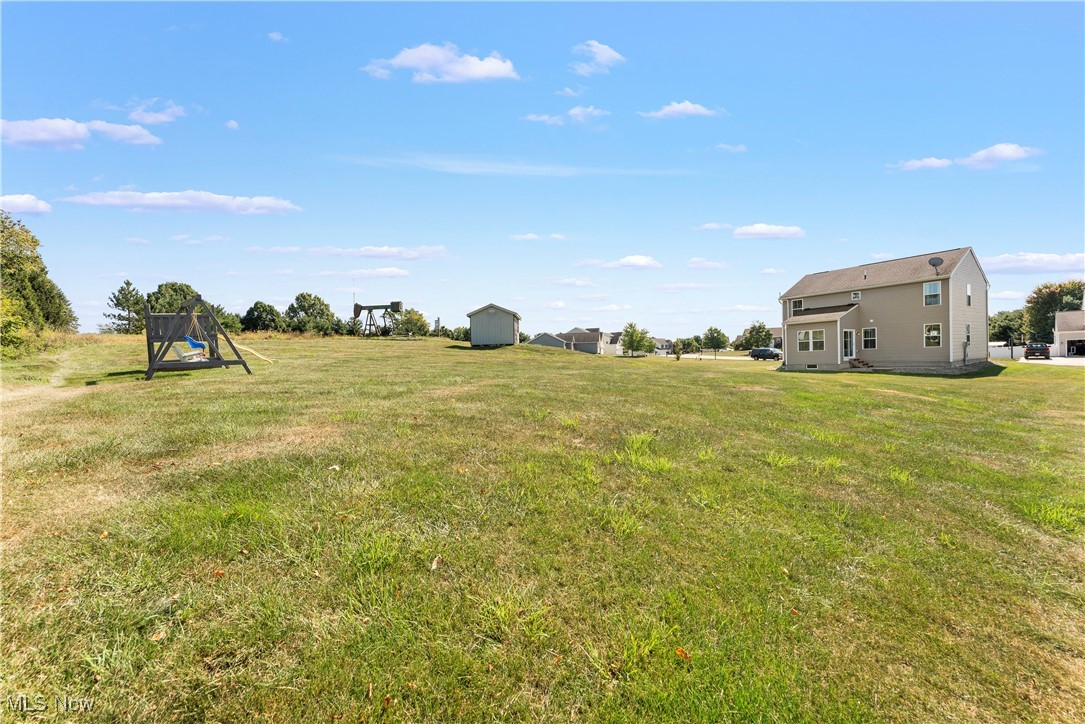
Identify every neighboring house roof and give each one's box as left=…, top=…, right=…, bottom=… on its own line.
left=467, top=303, right=522, bottom=320
left=558, top=332, right=603, bottom=344
left=781, top=247, right=975, bottom=299
left=608, top=332, right=622, bottom=344
left=782, top=304, right=857, bottom=325
left=652, top=337, right=672, bottom=345
left=529, top=332, right=565, bottom=344
left=1054, top=310, right=1085, bottom=332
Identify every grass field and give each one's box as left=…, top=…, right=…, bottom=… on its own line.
left=2, top=335, right=1083, bottom=721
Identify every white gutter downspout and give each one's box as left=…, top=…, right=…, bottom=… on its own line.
left=837, top=318, right=842, bottom=366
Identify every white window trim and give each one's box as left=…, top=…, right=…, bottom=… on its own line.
left=966, top=283, right=972, bottom=307
left=851, top=291, right=862, bottom=301
left=862, top=327, right=877, bottom=350
left=923, top=280, right=942, bottom=307
left=812, top=329, right=826, bottom=352
left=797, top=329, right=811, bottom=352
left=924, top=323, right=942, bottom=348
left=842, top=328, right=856, bottom=361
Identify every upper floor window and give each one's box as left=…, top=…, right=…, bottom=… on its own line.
left=924, top=323, right=942, bottom=347
left=791, top=299, right=803, bottom=314
left=851, top=291, right=861, bottom=301
left=966, top=284, right=972, bottom=306
left=923, top=281, right=941, bottom=306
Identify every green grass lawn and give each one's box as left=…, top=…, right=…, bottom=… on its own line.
left=3, top=335, right=1083, bottom=721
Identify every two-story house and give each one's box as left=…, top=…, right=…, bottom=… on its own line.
left=779, top=248, right=989, bottom=371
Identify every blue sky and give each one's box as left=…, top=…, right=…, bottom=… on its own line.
left=3, top=2, right=1083, bottom=337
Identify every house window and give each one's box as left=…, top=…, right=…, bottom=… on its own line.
left=797, top=330, right=810, bottom=351
left=966, top=284, right=972, bottom=307
left=966, top=324, right=971, bottom=344
left=791, top=299, right=803, bottom=314
left=812, top=329, right=825, bottom=351
left=862, top=328, right=877, bottom=350
left=923, top=281, right=941, bottom=306
left=852, top=291, right=861, bottom=301
left=924, top=323, right=942, bottom=347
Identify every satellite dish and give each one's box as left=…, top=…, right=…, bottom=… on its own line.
left=928, top=257, right=944, bottom=274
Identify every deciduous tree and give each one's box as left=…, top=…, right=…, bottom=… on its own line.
left=989, top=309, right=1025, bottom=344
left=1022, top=280, right=1084, bottom=343
left=241, top=301, right=287, bottom=332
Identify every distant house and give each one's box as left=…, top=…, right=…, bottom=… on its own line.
left=527, top=327, right=623, bottom=355
left=779, top=247, right=988, bottom=370
left=527, top=332, right=567, bottom=349
left=1053, top=310, right=1085, bottom=357
left=467, top=303, right=521, bottom=346
left=735, top=326, right=783, bottom=349
left=652, top=337, right=673, bottom=355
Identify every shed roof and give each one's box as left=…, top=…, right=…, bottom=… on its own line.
left=467, top=303, right=522, bottom=320
left=782, top=304, right=858, bottom=326
left=1054, top=309, right=1085, bottom=332
left=782, top=248, right=974, bottom=299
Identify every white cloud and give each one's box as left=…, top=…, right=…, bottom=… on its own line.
left=568, top=105, right=610, bottom=124
left=990, top=290, right=1026, bottom=300
left=268, top=31, right=288, bottom=43
left=342, top=153, right=683, bottom=177
left=891, top=143, right=1042, bottom=171
left=556, top=86, right=584, bottom=97
left=511, top=233, right=541, bottom=241
left=760, top=268, right=786, bottom=275
left=892, top=157, right=953, bottom=171
left=522, top=114, right=564, bottom=126
left=582, top=255, right=662, bottom=269
left=659, top=283, right=717, bottom=291
left=127, top=99, right=186, bottom=125
left=63, top=189, right=301, bottom=214
left=871, top=252, right=894, bottom=260
left=86, top=121, right=162, bottom=145
left=0, top=194, right=52, bottom=214
left=307, top=245, right=445, bottom=260
left=225, top=120, right=240, bottom=130
left=981, top=252, right=1084, bottom=274
left=638, top=101, right=719, bottom=120
left=716, top=143, right=747, bottom=153
left=364, top=42, right=518, bottom=83
left=579, top=293, right=609, bottom=301
left=688, top=257, right=728, bottom=269
left=721, top=304, right=771, bottom=312
left=570, top=40, right=626, bottom=76
left=593, top=303, right=632, bottom=311
left=554, top=277, right=594, bottom=287
left=733, top=223, right=805, bottom=239
left=549, top=233, right=567, bottom=241
left=547, top=300, right=567, bottom=309
left=313, top=267, right=410, bottom=278
left=956, top=143, right=1043, bottom=169
left=2, top=118, right=161, bottom=149
left=694, top=222, right=731, bottom=231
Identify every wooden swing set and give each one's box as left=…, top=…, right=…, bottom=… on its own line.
left=144, top=295, right=251, bottom=380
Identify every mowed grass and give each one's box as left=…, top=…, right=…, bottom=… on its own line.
left=2, top=335, right=1083, bottom=721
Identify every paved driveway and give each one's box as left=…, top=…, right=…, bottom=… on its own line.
left=1015, top=356, right=1085, bottom=367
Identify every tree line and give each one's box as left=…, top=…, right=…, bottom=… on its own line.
left=1, top=211, right=78, bottom=358
left=989, top=280, right=1083, bottom=344
left=102, top=279, right=451, bottom=338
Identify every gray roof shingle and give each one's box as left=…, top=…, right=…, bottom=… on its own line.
left=782, top=248, right=973, bottom=299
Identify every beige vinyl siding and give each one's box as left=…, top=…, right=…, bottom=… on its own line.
left=469, top=308, right=519, bottom=346
left=784, top=320, right=843, bottom=369
left=949, top=251, right=989, bottom=363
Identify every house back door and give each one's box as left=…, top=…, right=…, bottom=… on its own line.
left=842, top=329, right=855, bottom=359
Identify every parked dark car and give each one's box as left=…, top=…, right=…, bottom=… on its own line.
left=1024, top=342, right=1050, bottom=359
left=750, top=347, right=782, bottom=361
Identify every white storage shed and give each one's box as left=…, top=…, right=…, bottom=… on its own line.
left=467, top=303, right=521, bottom=346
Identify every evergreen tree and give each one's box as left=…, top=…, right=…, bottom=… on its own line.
left=101, top=280, right=145, bottom=334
